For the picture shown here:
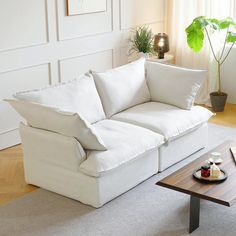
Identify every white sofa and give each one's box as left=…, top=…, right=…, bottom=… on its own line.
left=6, top=59, right=213, bottom=208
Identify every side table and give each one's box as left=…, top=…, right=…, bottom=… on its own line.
left=147, top=54, right=174, bottom=64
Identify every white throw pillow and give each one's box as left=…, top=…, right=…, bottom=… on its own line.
left=14, top=74, right=106, bottom=123
left=146, top=61, right=206, bottom=110
left=5, top=99, right=107, bottom=151
left=93, top=58, right=151, bottom=117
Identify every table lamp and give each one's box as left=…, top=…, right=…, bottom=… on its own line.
left=154, top=33, right=169, bottom=59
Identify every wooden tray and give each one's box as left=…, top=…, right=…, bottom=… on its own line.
left=193, top=168, right=228, bottom=183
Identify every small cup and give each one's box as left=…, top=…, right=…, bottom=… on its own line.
left=208, top=152, right=223, bottom=165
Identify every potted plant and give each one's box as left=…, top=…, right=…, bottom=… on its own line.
left=185, top=16, right=236, bottom=112
left=129, top=25, right=154, bottom=58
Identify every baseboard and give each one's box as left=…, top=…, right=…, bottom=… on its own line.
left=0, top=128, right=21, bottom=150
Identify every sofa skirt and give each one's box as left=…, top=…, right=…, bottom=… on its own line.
left=23, top=148, right=159, bottom=208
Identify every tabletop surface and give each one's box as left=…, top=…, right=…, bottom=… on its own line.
left=156, top=140, right=236, bottom=207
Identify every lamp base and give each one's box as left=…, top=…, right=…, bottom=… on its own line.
left=158, top=52, right=164, bottom=59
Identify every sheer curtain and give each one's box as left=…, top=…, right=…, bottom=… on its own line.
left=165, top=0, right=236, bottom=104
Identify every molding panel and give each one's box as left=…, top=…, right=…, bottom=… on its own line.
left=59, top=50, right=113, bottom=82
left=0, top=64, right=50, bottom=134
left=120, top=0, right=164, bottom=29
left=0, top=0, right=48, bottom=52
left=57, top=0, right=113, bottom=41
left=0, top=0, right=166, bottom=149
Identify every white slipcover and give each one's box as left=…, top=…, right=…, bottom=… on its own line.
left=14, top=74, right=105, bottom=123
left=6, top=99, right=107, bottom=151
left=146, top=61, right=206, bottom=110
left=12, top=59, right=213, bottom=208
left=20, top=123, right=86, bottom=170
left=93, top=58, right=150, bottom=117
left=79, top=120, right=164, bottom=177
left=21, top=121, right=159, bottom=208
left=112, top=102, right=213, bottom=141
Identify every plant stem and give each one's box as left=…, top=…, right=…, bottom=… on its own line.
left=219, top=27, right=229, bottom=61
left=220, top=42, right=235, bottom=65
left=204, top=28, right=219, bottom=63
left=205, top=27, right=222, bottom=93
left=217, top=62, right=221, bottom=93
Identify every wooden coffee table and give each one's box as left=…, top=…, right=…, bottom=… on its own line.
left=156, top=140, right=236, bottom=233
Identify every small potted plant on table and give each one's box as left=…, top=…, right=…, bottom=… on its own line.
left=185, top=16, right=236, bottom=112
left=129, top=25, right=154, bottom=58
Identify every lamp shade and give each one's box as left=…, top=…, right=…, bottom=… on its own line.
left=154, top=33, right=169, bottom=59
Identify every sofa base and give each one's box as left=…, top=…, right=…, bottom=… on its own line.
left=158, top=123, right=208, bottom=172
left=21, top=123, right=208, bottom=208
left=24, top=149, right=158, bottom=208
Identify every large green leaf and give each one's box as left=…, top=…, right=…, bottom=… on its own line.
left=206, top=18, right=220, bottom=30
left=227, top=32, right=236, bottom=43
left=194, top=16, right=208, bottom=28
left=185, top=16, right=236, bottom=54
left=219, top=17, right=236, bottom=29
left=186, top=21, right=204, bottom=52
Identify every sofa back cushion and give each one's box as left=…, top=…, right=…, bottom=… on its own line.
left=93, top=58, right=151, bottom=117
left=14, top=74, right=105, bottom=124
left=146, top=61, right=206, bottom=110
left=6, top=99, right=107, bottom=151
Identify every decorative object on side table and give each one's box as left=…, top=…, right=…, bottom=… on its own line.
left=129, top=25, right=154, bottom=59
left=153, top=33, right=170, bottom=59
left=210, top=162, right=221, bottom=177
left=208, top=151, right=223, bottom=164
left=193, top=167, right=227, bottom=182
left=193, top=151, right=226, bottom=182
left=200, top=165, right=210, bottom=177
left=185, top=16, right=236, bottom=112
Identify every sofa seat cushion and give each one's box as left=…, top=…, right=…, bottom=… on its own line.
left=111, top=102, right=213, bottom=141
left=14, top=74, right=106, bottom=124
left=93, top=58, right=151, bottom=118
left=79, top=120, right=164, bottom=177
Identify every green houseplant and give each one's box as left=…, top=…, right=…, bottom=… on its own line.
left=129, top=25, right=154, bottom=58
left=185, top=16, right=236, bottom=112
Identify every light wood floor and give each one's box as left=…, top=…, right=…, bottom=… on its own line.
left=0, top=145, right=37, bottom=206
left=207, top=103, right=236, bottom=128
left=0, top=103, right=236, bottom=206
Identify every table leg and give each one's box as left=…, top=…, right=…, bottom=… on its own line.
left=189, top=195, right=200, bottom=233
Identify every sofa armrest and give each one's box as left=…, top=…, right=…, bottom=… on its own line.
left=19, top=122, right=86, bottom=172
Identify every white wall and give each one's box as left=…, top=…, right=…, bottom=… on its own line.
left=0, top=0, right=165, bottom=149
